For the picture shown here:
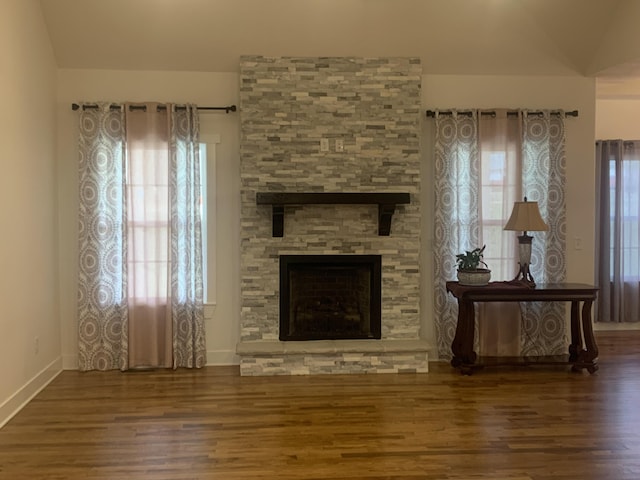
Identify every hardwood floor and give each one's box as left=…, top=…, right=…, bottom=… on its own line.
left=2, top=331, right=640, bottom=479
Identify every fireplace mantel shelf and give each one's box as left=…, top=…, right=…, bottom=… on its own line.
left=256, top=192, right=411, bottom=237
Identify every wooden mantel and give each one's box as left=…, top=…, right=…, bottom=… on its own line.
left=256, top=192, right=411, bottom=237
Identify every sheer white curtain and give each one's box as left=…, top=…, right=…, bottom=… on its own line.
left=77, top=102, right=206, bottom=371
left=433, top=110, right=567, bottom=359
left=595, top=140, right=640, bottom=324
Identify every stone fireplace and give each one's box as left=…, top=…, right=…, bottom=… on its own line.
left=236, top=56, right=430, bottom=375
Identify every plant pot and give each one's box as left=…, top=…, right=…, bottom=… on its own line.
left=457, top=268, right=491, bottom=286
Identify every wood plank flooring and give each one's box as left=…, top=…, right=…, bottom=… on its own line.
left=2, top=331, right=640, bottom=479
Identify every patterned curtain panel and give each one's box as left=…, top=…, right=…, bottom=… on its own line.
left=169, top=105, right=206, bottom=368
left=77, top=104, right=129, bottom=371
left=520, top=112, right=567, bottom=355
left=77, top=103, right=206, bottom=371
left=433, top=111, right=481, bottom=358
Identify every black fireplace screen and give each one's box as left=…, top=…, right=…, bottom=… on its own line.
left=279, top=255, right=382, bottom=341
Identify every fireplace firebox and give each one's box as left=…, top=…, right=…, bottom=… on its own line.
left=279, top=255, right=382, bottom=341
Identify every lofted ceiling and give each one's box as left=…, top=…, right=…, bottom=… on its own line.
left=39, top=0, right=640, bottom=81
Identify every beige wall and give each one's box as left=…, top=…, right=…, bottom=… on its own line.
left=596, top=98, right=640, bottom=139
left=0, top=0, right=60, bottom=426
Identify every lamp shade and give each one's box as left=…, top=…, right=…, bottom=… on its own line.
left=504, top=200, right=549, bottom=232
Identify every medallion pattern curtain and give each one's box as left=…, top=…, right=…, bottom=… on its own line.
left=77, top=104, right=128, bottom=370
left=595, top=140, right=640, bottom=324
left=77, top=103, right=206, bottom=371
left=433, top=110, right=567, bottom=358
left=520, top=112, right=567, bottom=355
left=170, top=108, right=206, bottom=368
left=433, top=111, right=481, bottom=358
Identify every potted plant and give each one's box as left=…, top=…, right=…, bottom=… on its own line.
left=455, top=245, right=491, bottom=286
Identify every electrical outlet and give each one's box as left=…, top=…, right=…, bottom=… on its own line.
left=320, top=138, right=329, bottom=152
left=335, top=139, right=344, bottom=152
left=574, top=237, right=583, bottom=250
left=34, top=336, right=39, bottom=355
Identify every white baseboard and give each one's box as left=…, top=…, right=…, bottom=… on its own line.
left=206, top=349, right=239, bottom=366
left=0, top=357, right=62, bottom=429
left=60, top=351, right=238, bottom=370
left=62, top=354, right=78, bottom=370
left=594, top=323, right=640, bottom=331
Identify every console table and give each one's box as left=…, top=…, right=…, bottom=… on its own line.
left=446, top=282, right=599, bottom=375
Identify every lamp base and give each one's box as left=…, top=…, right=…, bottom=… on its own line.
left=510, top=262, right=536, bottom=288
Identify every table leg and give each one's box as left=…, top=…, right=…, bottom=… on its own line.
left=570, top=300, right=599, bottom=374
left=581, top=300, right=599, bottom=373
left=568, top=300, right=582, bottom=361
left=451, top=299, right=477, bottom=369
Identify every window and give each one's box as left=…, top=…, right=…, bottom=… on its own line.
left=199, top=143, right=208, bottom=300
left=480, top=151, right=511, bottom=279
left=125, top=138, right=213, bottom=304
left=126, top=141, right=170, bottom=304
left=479, top=147, right=519, bottom=281
left=595, top=139, right=640, bottom=324
left=200, top=134, right=220, bottom=304
left=610, top=153, right=640, bottom=279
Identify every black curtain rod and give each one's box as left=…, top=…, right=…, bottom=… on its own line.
left=426, top=109, right=578, bottom=118
left=71, top=103, right=237, bottom=113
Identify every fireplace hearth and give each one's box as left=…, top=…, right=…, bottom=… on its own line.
left=279, top=255, right=382, bottom=341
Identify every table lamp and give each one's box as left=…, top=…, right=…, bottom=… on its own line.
left=503, top=197, right=548, bottom=287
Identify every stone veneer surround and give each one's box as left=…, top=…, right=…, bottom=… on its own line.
left=237, top=56, right=429, bottom=375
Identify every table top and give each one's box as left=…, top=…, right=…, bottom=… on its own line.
left=446, top=281, right=598, bottom=302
